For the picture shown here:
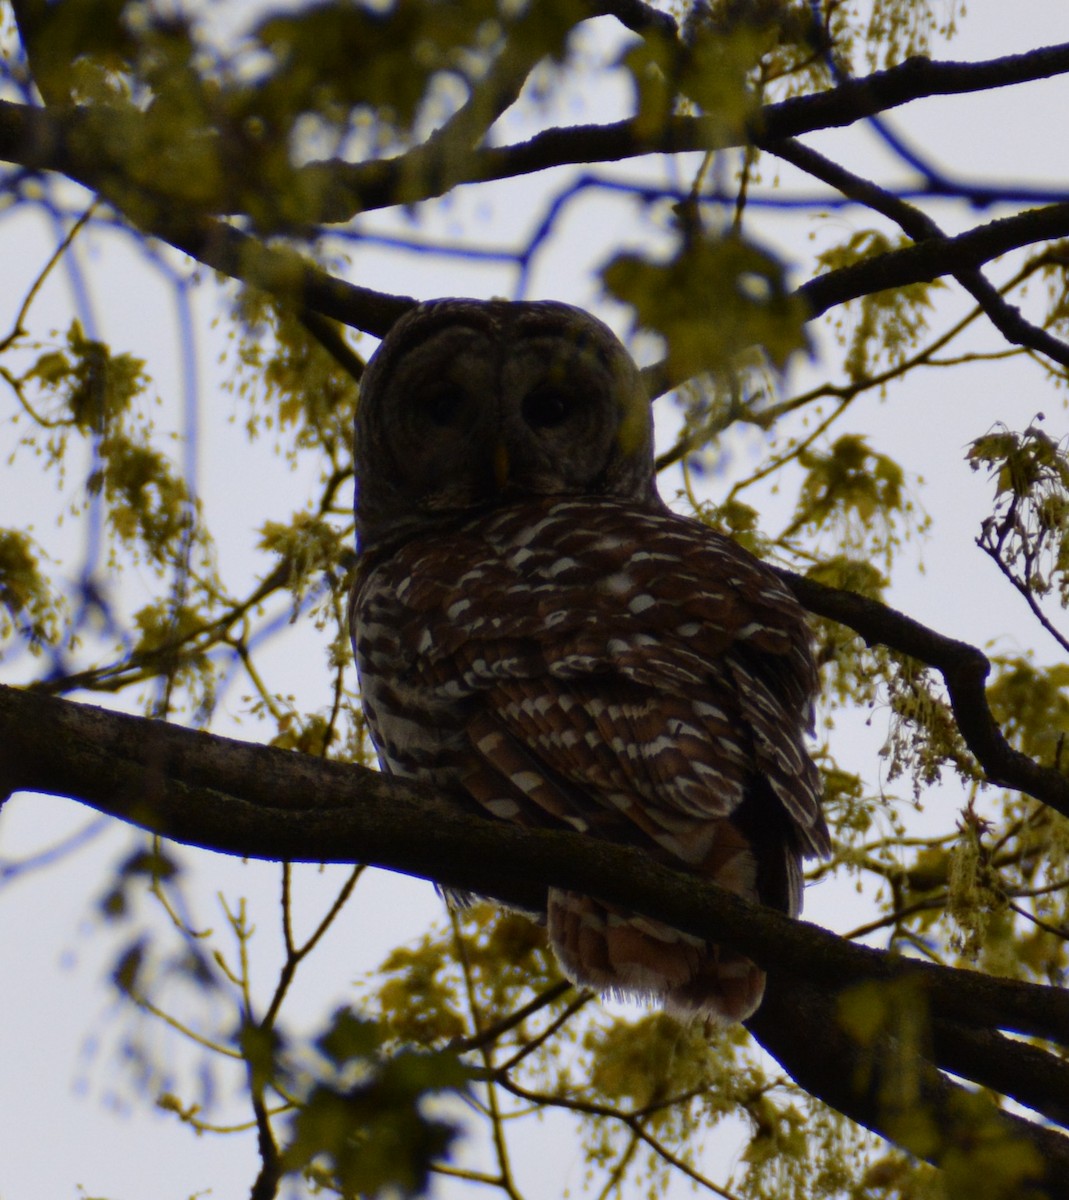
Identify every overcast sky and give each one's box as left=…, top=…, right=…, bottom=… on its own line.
left=3, top=3, right=1069, bottom=1197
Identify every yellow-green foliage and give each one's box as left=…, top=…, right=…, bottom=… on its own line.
left=625, top=17, right=775, bottom=143
left=833, top=0, right=965, bottom=73
left=254, top=0, right=503, bottom=133
left=0, top=528, right=63, bottom=651
left=818, top=231, right=942, bottom=385
left=987, top=656, right=1069, bottom=768
left=969, top=421, right=1069, bottom=604
left=604, top=232, right=810, bottom=383
left=3, top=1, right=1068, bottom=1198
left=882, top=654, right=977, bottom=795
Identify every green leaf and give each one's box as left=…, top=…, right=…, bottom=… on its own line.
left=0, top=528, right=62, bottom=650
left=317, top=1008, right=381, bottom=1064
left=23, top=0, right=135, bottom=100
left=793, top=435, right=905, bottom=533
left=987, top=657, right=1069, bottom=766
left=622, top=18, right=773, bottom=143
left=603, top=233, right=809, bottom=383
left=254, top=0, right=500, bottom=133
left=240, top=1022, right=286, bottom=1096
left=281, top=1008, right=471, bottom=1198
left=112, top=938, right=147, bottom=997
left=817, top=229, right=941, bottom=381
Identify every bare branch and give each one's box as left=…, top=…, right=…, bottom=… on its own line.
left=762, top=137, right=1069, bottom=369
left=583, top=0, right=678, bottom=41
left=797, top=203, right=1069, bottom=320
left=779, top=570, right=1069, bottom=817
left=309, top=43, right=1069, bottom=219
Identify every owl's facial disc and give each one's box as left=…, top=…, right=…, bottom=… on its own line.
left=354, top=300, right=658, bottom=550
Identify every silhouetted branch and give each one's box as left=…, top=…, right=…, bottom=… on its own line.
left=779, top=570, right=1069, bottom=817
left=929, top=1018, right=1069, bottom=1128
left=122, top=214, right=417, bottom=339
left=762, top=137, right=1069, bottom=369
left=751, top=972, right=1069, bottom=1197
left=4, top=679, right=1069, bottom=1187
left=309, top=43, right=1069, bottom=220
left=2, top=681, right=1068, bottom=1044
left=4, top=41, right=1069, bottom=354
left=583, top=0, right=678, bottom=41
left=797, top=203, right=1069, bottom=321
left=6, top=44, right=1069, bottom=225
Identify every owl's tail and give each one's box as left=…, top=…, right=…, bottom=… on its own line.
left=547, top=889, right=765, bottom=1025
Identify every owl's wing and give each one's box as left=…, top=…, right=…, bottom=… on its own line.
left=386, top=498, right=829, bottom=903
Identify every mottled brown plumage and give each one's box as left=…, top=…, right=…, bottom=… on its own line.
left=350, top=299, right=828, bottom=1023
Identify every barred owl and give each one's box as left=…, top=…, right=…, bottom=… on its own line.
left=349, top=299, right=829, bottom=1024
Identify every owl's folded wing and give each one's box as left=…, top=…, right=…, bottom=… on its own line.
left=391, top=499, right=830, bottom=883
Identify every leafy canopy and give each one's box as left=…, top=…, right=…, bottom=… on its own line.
left=4, top=0, right=1069, bottom=1198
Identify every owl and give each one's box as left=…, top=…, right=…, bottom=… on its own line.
left=349, top=298, right=829, bottom=1024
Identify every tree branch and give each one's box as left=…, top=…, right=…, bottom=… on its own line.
left=4, top=679, right=1069, bottom=1184
left=6, top=45, right=1069, bottom=225
left=0, top=97, right=416, bottom=336
left=797, top=201, right=1069, bottom=319
left=778, top=570, right=1069, bottom=817
left=583, top=0, right=678, bottom=41
left=761, top=136, right=1069, bottom=368
left=8, top=100, right=1068, bottom=390
left=2, top=681, right=1069, bottom=1045
left=3, top=39, right=1069, bottom=360
left=140, top=214, right=417, bottom=338
left=304, top=42, right=1069, bottom=220
left=750, top=971, right=1069, bottom=1198
left=930, top=1018, right=1069, bottom=1129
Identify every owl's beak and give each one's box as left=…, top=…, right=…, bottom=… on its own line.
left=492, top=442, right=510, bottom=489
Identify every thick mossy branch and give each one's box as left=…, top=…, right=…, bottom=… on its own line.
left=4, top=679, right=1069, bottom=1188
left=0, top=679, right=1063, bottom=1040
left=0, top=682, right=1064, bottom=1022
left=751, top=973, right=1069, bottom=1199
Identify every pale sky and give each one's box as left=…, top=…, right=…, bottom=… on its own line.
left=3, top=3, right=1069, bottom=1197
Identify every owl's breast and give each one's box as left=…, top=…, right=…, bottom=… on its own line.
left=351, top=557, right=468, bottom=783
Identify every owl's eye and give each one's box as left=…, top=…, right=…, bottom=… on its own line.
left=419, top=385, right=468, bottom=427
left=522, top=384, right=572, bottom=430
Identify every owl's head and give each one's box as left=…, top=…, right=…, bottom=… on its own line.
left=353, top=299, right=658, bottom=550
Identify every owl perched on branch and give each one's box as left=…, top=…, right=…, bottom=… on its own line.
left=349, top=299, right=829, bottom=1024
